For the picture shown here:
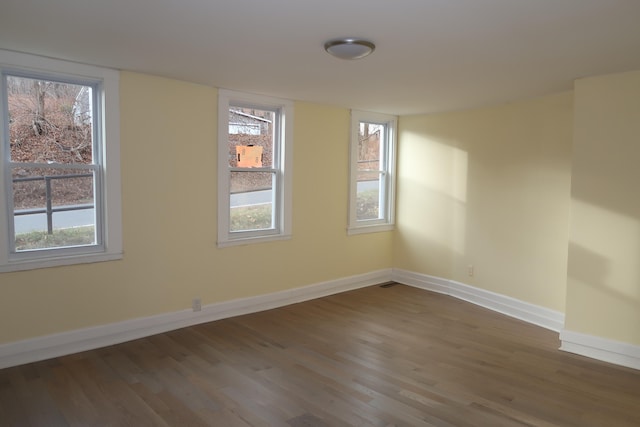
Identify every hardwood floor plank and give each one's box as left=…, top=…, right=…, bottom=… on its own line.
left=1, top=368, right=69, bottom=427
left=2, top=284, right=640, bottom=426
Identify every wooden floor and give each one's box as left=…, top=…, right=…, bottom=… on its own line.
left=1, top=284, right=639, bottom=426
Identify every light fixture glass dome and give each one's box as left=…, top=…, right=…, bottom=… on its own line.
left=324, top=38, right=375, bottom=60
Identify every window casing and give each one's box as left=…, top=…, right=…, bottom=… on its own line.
left=348, top=110, right=397, bottom=234
left=0, top=50, right=122, bottom=272
left=217, top=89, right=293, bottom=247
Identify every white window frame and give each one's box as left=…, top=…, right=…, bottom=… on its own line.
left=217, top=89, right=293, bottom=247
left=0, top=50, right=122, bottom=272
left=348, top=110, right=397, bottom=235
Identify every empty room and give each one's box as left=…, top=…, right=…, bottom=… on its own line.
left=1, top=1, right=640, bottom=425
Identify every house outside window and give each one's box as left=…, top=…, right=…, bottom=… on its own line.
left=0, top=50, right=122, bottom=272
left=348, top=110, right=397, bottom=234
left=217, top=89, right=293, bottom=247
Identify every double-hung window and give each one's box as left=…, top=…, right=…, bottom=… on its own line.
left=0, top=50, right=121, bottom=272
left=348, top=110, right=397, bottom=234
left=217, top=89, right=293, bottom=246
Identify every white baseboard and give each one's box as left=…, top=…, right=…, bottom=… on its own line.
left=4, top=267, right=637, bottom=372
left=560, top=330, right=640, bottom=371
left=0, top=269, right=392, bottom=369
left=391, top=268, right=565, bottom=332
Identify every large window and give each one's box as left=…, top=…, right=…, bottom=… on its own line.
left=349, top=110, right=397, bottom=234
left=0, top=50, right=121, bottom=272
left=217, top=90, right=293, bottom=246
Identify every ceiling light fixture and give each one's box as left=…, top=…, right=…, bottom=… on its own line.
left=324, top=38, right=375, bottom=60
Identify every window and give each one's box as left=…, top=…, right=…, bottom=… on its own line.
left=217, top=89, right=293, bottom=247
left=348, top=110, right=397, bottom=234
left=0, top=50, right=122, bottom=272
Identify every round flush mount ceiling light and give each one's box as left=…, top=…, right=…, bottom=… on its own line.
left=324, top=38, right=376, bottom=60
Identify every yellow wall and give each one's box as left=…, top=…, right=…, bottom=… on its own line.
left=0, top=72, right=393, bottom=344
left=3, top=66, right=639, bottom=352
left=565, top=70, right=640, bottom=345
left=395, top=92, right=573, bottom=312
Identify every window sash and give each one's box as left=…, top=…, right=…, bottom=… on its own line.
left=229, top=170, right=277, bottom=234
left=217, top=89, right=292, bottom=247
left=355, top=170, right=389, bottom=222
left=349, top=111, right=397, bottom=234
left=7, top=162, right=102, bottom=255
left=2, top=71, right=103, bottom=257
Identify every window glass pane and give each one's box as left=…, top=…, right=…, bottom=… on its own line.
left=357, top=171, right=381, bottom=220
left=7, top=75, right=93, bottom=164
left=230, top=171, right=274, bottom=232
left=228, top=108, right=275, bottom=168
left=358, top=122, right=383, bottom=168
left=12, top=167, right=96, bottom=251
left=357, top=122, right=384, bottom=221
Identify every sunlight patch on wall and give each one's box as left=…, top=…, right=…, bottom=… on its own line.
left=398, top=135, right=468, bottom=203
left=396, top=133, right=469, bottom=257
left=451, top=148, right=468, bottom=255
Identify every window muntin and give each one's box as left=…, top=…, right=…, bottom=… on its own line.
left=0, top=49, right=122, bottom=272
left=349, top=111, right=397, bottom=234
left=217, top=90, right=292, bottom=246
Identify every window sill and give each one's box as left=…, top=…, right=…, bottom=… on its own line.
left=0, top=251, right=123, bottom=273
left=217, top=233, right=292, bottom=248
left=347, top=224, right=395, bottom=235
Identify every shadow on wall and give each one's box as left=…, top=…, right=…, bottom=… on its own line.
left=567, top=243, right=610, bottom=290
left=567, top=199, right=640, bottom=341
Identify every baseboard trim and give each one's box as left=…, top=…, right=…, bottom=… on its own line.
left=0, top=269, right=392, bottom=369
left=6, top=268, right=637, bottom=372
left=560, top=330, right=640, bottom=371
left=391, top=268, right=565, bottom=332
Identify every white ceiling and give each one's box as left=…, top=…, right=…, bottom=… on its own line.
left=1, top=0, right=639, bottom=115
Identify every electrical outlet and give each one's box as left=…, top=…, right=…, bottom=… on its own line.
left=468, top=264, right=474, bottom=277
left=192, top=298, right=202, bottom=312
